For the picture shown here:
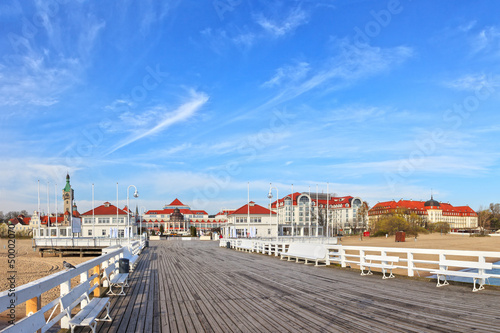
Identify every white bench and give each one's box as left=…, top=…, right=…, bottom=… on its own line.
left=278, top=243, right=328, bottom=266
left=59, top=279, right=112, bottom=333
left=360, top=255, right=399, bottom=279
left=236, top=239, right=254, bottom=252
left=104, top=264, right=129, bottom=296
left=430, top=259, right=493, bottom=292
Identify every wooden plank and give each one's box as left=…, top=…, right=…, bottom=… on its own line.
left=83, top=240, right=500, bottom=333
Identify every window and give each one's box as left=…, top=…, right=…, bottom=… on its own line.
left=118, top=230, right=124, bottom=238
left=88, top=230, right=92, bottom=236
left=98, top=218, right=109, bottom=224
left=102, top=229, right=106, bottom=236
left=112, top=217, right=125, bottom=224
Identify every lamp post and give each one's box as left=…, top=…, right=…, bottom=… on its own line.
left=127, top=185, right=139, bottom=243
left=140, top=206, right=147, bottom=239
left=267, top=183, right=279, bottom=241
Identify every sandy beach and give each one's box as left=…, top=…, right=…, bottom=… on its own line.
left=0, top=238, right=98, bottom=325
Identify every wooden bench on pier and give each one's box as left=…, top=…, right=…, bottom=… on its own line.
left=360, top=254, right=399, bottom=279
left=236, top=239, right=254, bottom=252
left=279, top=243, right=328, bottom=266
left=430, top=259, right=493, bottom=292
left=104, top=264, right=129, bottom=296
left=59, top=279, right=112, bottom=333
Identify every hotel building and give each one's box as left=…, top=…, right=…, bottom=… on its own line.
left=368, top=196, right=478, bottom=230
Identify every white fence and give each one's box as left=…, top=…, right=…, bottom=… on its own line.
left=0, top=238, right=146, bottom=333
left=33, top=236, right=142, bottom=248
left=220, top=238, right=500, bottom=282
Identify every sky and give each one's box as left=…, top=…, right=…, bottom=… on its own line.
left=1, top=0, right=500, bottom=216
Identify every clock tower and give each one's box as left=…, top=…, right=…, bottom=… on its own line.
left=62, top=173, right=74, bottom=223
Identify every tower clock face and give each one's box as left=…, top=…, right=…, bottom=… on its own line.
left=63, top=193, right=70, bottom=199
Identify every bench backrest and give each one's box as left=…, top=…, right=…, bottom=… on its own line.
left=60, top=279, right=91, bottom=312
left=287, top=243, right=327, bottom=259
left=365, top=255, right=399, bottom=263
left=240, top=239, right=253, bottom=248
left=103, top=264, right=116, bottom=280
left=440, top=260, right=492, bottom=270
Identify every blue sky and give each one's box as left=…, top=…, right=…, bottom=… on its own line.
left=1, top=0, right=500, bottom=215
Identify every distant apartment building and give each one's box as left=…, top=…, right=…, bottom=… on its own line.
left=368, top=196, right=478, bottom=230
left=269, top=192, right=366, bottom=236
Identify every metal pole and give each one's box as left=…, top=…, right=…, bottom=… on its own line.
left=92, top=184, right=95, bottom=239
left=37, top=180, right=40, bottom=238
left=47, top=181, right=50, bottom=229
left=327, top=182, right=329, bottom=239
left=55, top=183, right=57, bottom=228
left=291, top=184, right=294, bottom=237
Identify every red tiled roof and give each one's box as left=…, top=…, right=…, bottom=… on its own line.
left=81, top=203, right=128, bottom=216
left=230, top=202, right=276, bottom=216
left=369, top=200, right=477, bottom=216
left=169, top=198, right=185, bottom=206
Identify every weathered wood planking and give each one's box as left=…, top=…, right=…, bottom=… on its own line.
left=76, top=240, right=499, bottom=333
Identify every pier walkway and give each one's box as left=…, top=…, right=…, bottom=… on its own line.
left=81, top=239, right=500, bottom=333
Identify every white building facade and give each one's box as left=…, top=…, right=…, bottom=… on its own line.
left=270, top=192, right=366, bottom=236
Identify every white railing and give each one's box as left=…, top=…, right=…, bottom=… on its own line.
left=33, top=236, right=142, bottom=248
left=220, top=238, right=500, bottom=283
left=0, top=240, right=145, bottom=333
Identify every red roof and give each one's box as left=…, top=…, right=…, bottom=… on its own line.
left=145, top=208, right=208, bottom=215
left=169, top=198, right=185, bottom=206
left=369, top=199, right=477, bottom=216
left=230, top=202, right=276, bottom=216
left=81, top=202, right=129, bottom=216
left=271, top=193, right=354, bottom=208
left=9, top=215, right=31, bottom=226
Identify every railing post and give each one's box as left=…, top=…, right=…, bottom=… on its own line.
left=93, top=265, right=101, bottom=297
left=407, top=251, right=414, bottom=277
left=26, top=296, right=41, bottom=316
left=358, top=249, right=365, bottom=269
left=60, top=280, right=71, bottom=329
left=80, top=270, right=89, bottom=308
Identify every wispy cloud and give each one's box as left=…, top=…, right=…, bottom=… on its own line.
left=106, top=91, right=209, bottom=155
left=443, top=73, right=497, bottom=91
left=470, top=26, right=500, bottom=55
left=257, top=7, right=309, bottom=37
left=262, top=61, right=310, bottom=88
left=258, top=41, right=413, bottom=110
left=0, top=55, right=80, bottom=107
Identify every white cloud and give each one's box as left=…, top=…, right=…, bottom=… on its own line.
left=443, top=73, right=498, bottom=91
left=262, top=61, right=310, bottom=88
left=471, top=26, right=500, bottom=55
left=106, top=91, right=209, bottom=155
left=258, top=42, right=413, bottom=111
left=257, top=7, right=309, bottom=37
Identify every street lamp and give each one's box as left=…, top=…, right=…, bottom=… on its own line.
left=127, top=185, right=139, bottom=243
left=268, top=183, right=279, bottom=241
left=140, top=206, right=147, bottom=239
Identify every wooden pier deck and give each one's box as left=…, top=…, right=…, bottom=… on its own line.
left=78, top=240, right=500, bottom=333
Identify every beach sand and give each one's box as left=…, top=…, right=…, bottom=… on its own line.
left=0, top=238, right=98, bottom=325
left=341, top=232, right=500, bottom=252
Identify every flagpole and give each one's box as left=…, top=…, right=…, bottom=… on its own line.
left=37, top=180, right=40, bottom=237
left=54, top=183, right=57, bottom=228
left=116, top=182, right=119, bottom=238
left=92, top=183, right=95, bottom=239
left=316, top=184, right=319, bottom=236
left=308, top=185, right=311, bottom=237
left=327, top=182, right=329, bottom=238
left=247, top=182, right=250, bottom=238
left=47, top=181, right=50, bottom=229
left=291, top=184, right=294, bottom=237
